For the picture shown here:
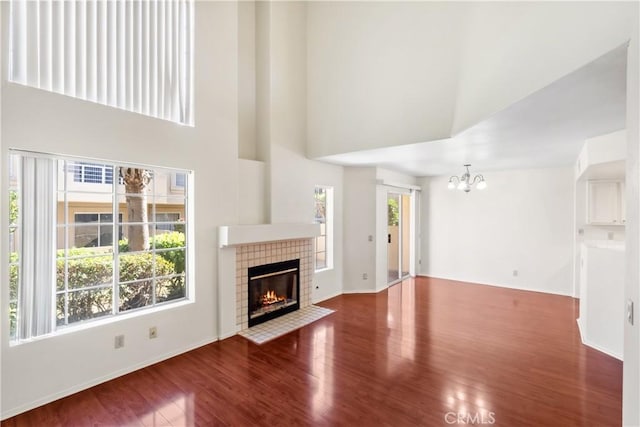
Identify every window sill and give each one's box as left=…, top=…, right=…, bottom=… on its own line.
left=9, top=298, right=193, bottom=347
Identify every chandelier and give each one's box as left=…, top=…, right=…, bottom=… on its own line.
left=447, top=164, right=487, bottom=193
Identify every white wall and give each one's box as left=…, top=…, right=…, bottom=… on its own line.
left=306, top=1, right=464, bottom=157
left=343, top=167, right=377, bottom=292
left=0, top=2, right=239, bottom=418
left=623, top=8, right=640, bottom=425
left=238, top=159, right=266, bottom=225
left=238, top=0, right=257, bottom=160
left=453, top=2, right=637, bottom=135
left=420, top=167, right=574, bottom=296
left=306, top=2, right=635, bottom=159
left=343, top=167, right=418, bottom=293
left=263, top=2, right=344, bottom=303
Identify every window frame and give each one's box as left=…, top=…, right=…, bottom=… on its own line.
left=314, top=185, right=334, bottom=272
left=8, top=150, right=193, bottom=343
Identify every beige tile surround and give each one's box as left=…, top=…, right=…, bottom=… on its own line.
left=235, top=238, right=314, bottom=330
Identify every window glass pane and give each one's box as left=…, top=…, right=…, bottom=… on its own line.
left=73, top=224, right=100, bottom=248
left=66, top=255, right=113, bottom=289
left=316, top=252, right=327, bottom=270
left=119, top=281, right=153, bottom=312
left=175, top=173, right=186, bottom=188
left=9, top=262, right=19, bottom=300
left=63, top=288, right=113, bottom=324
left=155, top=213, right=182, bottom=232
left=156, top=249, right=186, bottom=274
left=119, top=252, right=156, bottom=281
left=9, top=301, right=17, bottom=340
left=157, top=275, right=186, bottom=303
left=314, top=186, right=332, bottom=271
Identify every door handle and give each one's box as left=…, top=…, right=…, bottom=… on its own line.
left=388, top=234, right=391, bottom=243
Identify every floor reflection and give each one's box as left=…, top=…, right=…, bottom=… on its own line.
left=140, top=393, right=195, bottom=426
left=386, top=279, right=416, bottom=375
left=310, top=323, right=335, bottom=422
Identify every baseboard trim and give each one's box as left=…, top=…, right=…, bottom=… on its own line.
left=312, top=290, right=343, bottom=304
left=582, top=337, right=623, bottom=361
left=576, top=318, right=623, bottom=361
left=1, top=336, right=219, bottom=420
left=418, top=274, right=574, bottom=298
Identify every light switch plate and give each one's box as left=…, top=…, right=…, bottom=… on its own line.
left=627, top=299, right=634, bottom=325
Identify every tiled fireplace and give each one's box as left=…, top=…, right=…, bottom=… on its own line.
left=235, top=239, right=313, bottom=330
left=218, top=223, right=320, bottom=337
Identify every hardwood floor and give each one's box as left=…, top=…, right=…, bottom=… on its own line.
left=2, top=277, right=622, bottom=426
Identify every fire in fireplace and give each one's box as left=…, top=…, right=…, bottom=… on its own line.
left=248, top=259, right=300, bottom=327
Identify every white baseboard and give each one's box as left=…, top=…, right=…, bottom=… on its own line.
left=312, top=290, right=342, bottom=304
left=575, top=318, right=623, bottom=361
left=1, top=336, right=219, bottom=420
left=419, top=274, right=574, bottom=297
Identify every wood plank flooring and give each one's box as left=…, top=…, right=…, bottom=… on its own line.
left=2, top=277, right=622, bottom=426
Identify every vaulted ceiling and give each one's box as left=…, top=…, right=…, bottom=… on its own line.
left=317, top=44, right=627, bottom=177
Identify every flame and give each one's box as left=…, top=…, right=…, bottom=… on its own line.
left=261, top=290, right=286, bottom=306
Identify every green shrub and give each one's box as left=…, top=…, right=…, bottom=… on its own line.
left=118, top=253, right=178, bottom=311
left=54, top=252, right=181, bottom=325
left=152, top=232, right=186, bottom=273
left=120, top=231, right=185, bottom=273
left=12, top=234, right=187, bottom=333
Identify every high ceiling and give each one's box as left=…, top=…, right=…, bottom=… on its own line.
left=316, top=45, right=627, bottom=177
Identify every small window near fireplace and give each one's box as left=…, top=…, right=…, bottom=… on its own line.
left=248, top=259, right=300, bottom=327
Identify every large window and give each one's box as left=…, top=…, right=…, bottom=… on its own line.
left=8, top=0, right=194, bottom=125
left=8, top=151, right=191, bottom=342
left=314, top=186, right=334, bottom=271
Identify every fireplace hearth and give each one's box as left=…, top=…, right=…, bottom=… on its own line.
left=248, top=259, right=300, bottom=327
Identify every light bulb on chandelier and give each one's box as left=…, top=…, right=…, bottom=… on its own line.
left=447, top=164, right=487, bottom=193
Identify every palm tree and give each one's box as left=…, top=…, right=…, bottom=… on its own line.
left=120, top=167, right=152, bottom=251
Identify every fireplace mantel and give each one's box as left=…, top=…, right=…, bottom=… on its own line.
left=218, top=223, right=320, bottom=248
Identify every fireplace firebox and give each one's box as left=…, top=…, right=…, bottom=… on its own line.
left=248, top=259, right=300, bottom=327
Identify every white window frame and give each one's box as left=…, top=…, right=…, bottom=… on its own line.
left=8, top=0, right=194, bottom=126
left=314, top=186, right=334, bottom=272
left=8, top=150, right=192, bottom=343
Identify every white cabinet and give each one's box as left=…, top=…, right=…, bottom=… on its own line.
left=588, top=180, right=625, bottom=225
left=578, top=243, right=624, bottom=360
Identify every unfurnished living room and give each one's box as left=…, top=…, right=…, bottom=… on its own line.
left=1, top=0, right=639, bottom=426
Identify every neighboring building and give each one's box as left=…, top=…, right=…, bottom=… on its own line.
left=9, top=157, right=186, bottom=250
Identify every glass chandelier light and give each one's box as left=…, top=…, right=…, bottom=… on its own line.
left=447, top=164, right=487, bottom=193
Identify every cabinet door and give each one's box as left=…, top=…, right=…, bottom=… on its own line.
left=588, top=181, right=620, bottom=224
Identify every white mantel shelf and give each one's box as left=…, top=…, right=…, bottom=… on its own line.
left=218, top=223, right=321, bottom=248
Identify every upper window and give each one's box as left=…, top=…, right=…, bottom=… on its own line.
left=8, top=0, right=194, bottom=125
left=314, top=186, right=334, bottom=271
left=8, top=151, right=191, bottom=342
left=70, top=162, right=121, bottom=185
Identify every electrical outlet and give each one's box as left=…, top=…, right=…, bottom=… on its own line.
left=513, top=270, right=518, bottom=277
left=114, top=334, right=125, bottom=349
left=362, top=273, right=368, bottom=280
left=149, top=326, right=158, bottom=339
left=368, top=235, right=373, bottom=242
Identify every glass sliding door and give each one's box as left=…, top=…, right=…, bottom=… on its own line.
left=387, top=193, right=401, bottom=283
left=387, top=192, right=412, bottom=285
left=401, top=194, right=411, bottom=278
